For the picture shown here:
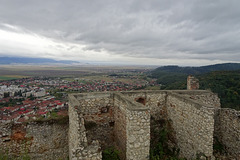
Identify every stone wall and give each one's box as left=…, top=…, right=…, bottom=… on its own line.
left=166, top=93, right=215, bottom=159
left=122, top=91, right=168, bottom=120
left=126, top=106, right=150, bottom=160
left=174, top=90, right=221, bottom=108
left=0, top=121, right=68, bottom=160
left=68, top=95, right=86, bottom=159
left=69, top=90, right=239, bottom=160
left=69, top=92, right=150, bottom=160
left=187, top=75, right=199, bottom=90
left=113, top=93, right=127, bottom=159
left=145, top=91, right=167, bottom=120
left=68, top=94, right=102, bottom=160
left=214, top=108, right=240, bottom=158
left=114, top=93, right=150, bottom=160
left=74, top=93, right=114, bottom=150
left=121, top=90, right=220, bottom=159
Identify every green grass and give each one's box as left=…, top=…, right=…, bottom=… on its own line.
left=0, top=75, right=29, bottom=80
left=26, top=115, right=69, bottom=125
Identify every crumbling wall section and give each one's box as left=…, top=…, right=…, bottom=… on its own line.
left=68, top=94, right=102, bottom=160
left=175, top=90, right=221, bottom=108
left=75, top=93, right=114, bottom=149
left=145, top=91, right=167, bottom=120
left=122, top=91, right=167, bottom=120
left=0, top=121, right=69, bottom=160
left=187, top=75, right=199, bottom=90
left=167, top=93, right=215, bottom=159
left=68, top=90, right=228, bottom=160
left=113, top=93, right=127, bottom=159
left=214, top=108, right=240, bottom=158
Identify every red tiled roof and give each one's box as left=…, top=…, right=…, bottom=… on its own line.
left=17, top=117, right=25, bottom=122
left=38, top=111, right=47, bottom=115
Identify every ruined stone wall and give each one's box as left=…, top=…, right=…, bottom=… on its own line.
left=0, top=121, right=68, bottom=160
left=126, top=107, right=150, bottom=160
left=113, top=93, right=127, bottom=159
left=75, top=93, right=114, bottom=149
left=68, top=96, right=87, bottom=159
left=174, top=90, right=221, bottom=108
left=166, top=93, right=215, bottom=159
left=187, top=75, right=199, bottom=90
left=75, top=92, right=113, bottom=115
left=68, top=90, right=232, bottom=160
left=68, top=94, right=102, bottom=160
left=122, top=91, right=167, bottom=120
left=114, top=93, right=150, bottom=160
left=145, top=91, right=167, bottom=120
left=214, top=108, right=240, bottom=158
left=123, top=91, right=217, bottom=159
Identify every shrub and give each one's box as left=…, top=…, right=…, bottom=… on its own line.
left=102, top=147, right=120, bottom=160
left=150, top=127, right=184, bottom=160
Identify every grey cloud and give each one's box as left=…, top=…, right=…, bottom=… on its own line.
left=0, top=0, right=240, bottom=63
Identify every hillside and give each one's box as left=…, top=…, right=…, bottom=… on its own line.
left=150, top=65, right=240, bottom=110
left=151, top=63, right=240, bottom=76
left=199, top=70, right=240, bottom=110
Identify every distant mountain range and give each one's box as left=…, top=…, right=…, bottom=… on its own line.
left=0, top=57, right=79, bottom=65
left=152, top=63, right=240, bottom=75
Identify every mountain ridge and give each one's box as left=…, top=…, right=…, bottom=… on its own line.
left=0, top=56, right=79, bottom=65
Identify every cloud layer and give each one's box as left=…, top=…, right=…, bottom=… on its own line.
left=0, top=0, right=240, bottom=66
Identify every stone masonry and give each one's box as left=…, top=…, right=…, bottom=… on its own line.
left=214, top=108, right=240, bottom=158
left=0, top=121, right=69, bottom=160
left=187, top=75, right=199, bottom=90
left=68, top=89, right=240, bottom=160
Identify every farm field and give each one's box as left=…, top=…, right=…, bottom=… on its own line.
left=0, top=75, right=29, bottom=80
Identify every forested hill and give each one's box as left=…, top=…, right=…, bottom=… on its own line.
left=149, top=63, right=240, bottom=110
left=151, top=63, right=240, bottom=76
left=199, top=71, right=240, bottom=110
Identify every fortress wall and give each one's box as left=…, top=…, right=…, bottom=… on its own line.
left=0, top=121, right=68, bottom=160
left=122, top=91, right=168, bottom=120
left=75, top=92, right=113, bottom=116
left=68, top=94, right=102, bottom=160
left=174, top=90, right=221, bottom=108
left=214, top=108, right=240, bottom=158
left=166, top=93, right=215, bottom=159
left=68, top=96, right=87, bottom=159
left=114, top=93, right=150, bottom=160
left=68, top=90, right=225, bottom=160
left=126, top=108, right=150, bottom=160
left=145, top=92, right=167, bottom=120
left=113, top=93, right=128, bottom=159
left=74, top=93, right=115, bottom=149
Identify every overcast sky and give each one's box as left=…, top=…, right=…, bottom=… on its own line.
left=0, top=0, right=240, bottom=66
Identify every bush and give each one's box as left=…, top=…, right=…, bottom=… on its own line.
left=150, top=127, right=184, bottom=160
left=102, top=147, right=120, bottom=160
